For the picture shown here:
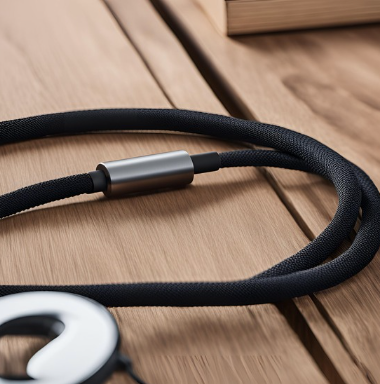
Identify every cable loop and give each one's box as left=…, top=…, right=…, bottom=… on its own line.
left=0, top=109, right=379, bottom=307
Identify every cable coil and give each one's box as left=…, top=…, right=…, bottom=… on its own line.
left=0, top=109, right=379, bottom=307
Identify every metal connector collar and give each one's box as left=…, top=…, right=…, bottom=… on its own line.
left=96, top=150, right=194, bottom=197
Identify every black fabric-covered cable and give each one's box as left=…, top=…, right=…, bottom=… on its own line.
left=0, top=109, right=379, bottom=307
left=0, top=175, right=93, bottom=219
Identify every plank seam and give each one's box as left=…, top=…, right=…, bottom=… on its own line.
left=102, top=0, right=177, bottom=109
left=310, top=291, right=375, bottom=383
left=274, top=300, right=346, bottom=384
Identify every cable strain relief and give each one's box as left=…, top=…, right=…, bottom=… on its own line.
left=191, top=152, right=221, bottom=174
left=89, top=170, right=107, bottom=193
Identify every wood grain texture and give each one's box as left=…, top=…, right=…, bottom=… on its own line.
left=106, top=0, right=226, bottom=113
left=153, top=0, right=380, bottom=382
left=109, top=306, right=326, bottom=384
left=193, top=0, right=227, bottom=35
left=0, top=0, right=328, bottom=383
left=194, top=0, right=380, bottom=35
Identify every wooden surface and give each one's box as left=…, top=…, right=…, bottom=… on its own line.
left=0, top=0, right=379, bottom=383
left=195, top=0, right=380, bottom=35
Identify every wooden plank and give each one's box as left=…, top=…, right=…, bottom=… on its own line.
left=109, top=306, right=327, bottom=384
left=0, top=0, right=328, bottom=383
left=147, top=0, right=380, bottom=381
left=106, top=0, right=226, bottom=113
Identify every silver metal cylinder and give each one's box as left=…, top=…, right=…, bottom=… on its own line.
left=96, top=150, right=194, bottom=197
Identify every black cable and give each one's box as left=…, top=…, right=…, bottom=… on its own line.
left=0, top=109, right=379, bottom=308
left=0, top=175, right=93, bottom=219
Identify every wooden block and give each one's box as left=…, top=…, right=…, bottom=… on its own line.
left=193, top=0, right=380, bottom=35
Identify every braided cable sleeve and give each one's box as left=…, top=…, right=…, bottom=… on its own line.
left=0, top=175, right=94, bottom=219
left=0, top=109, right=379, bottom=307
